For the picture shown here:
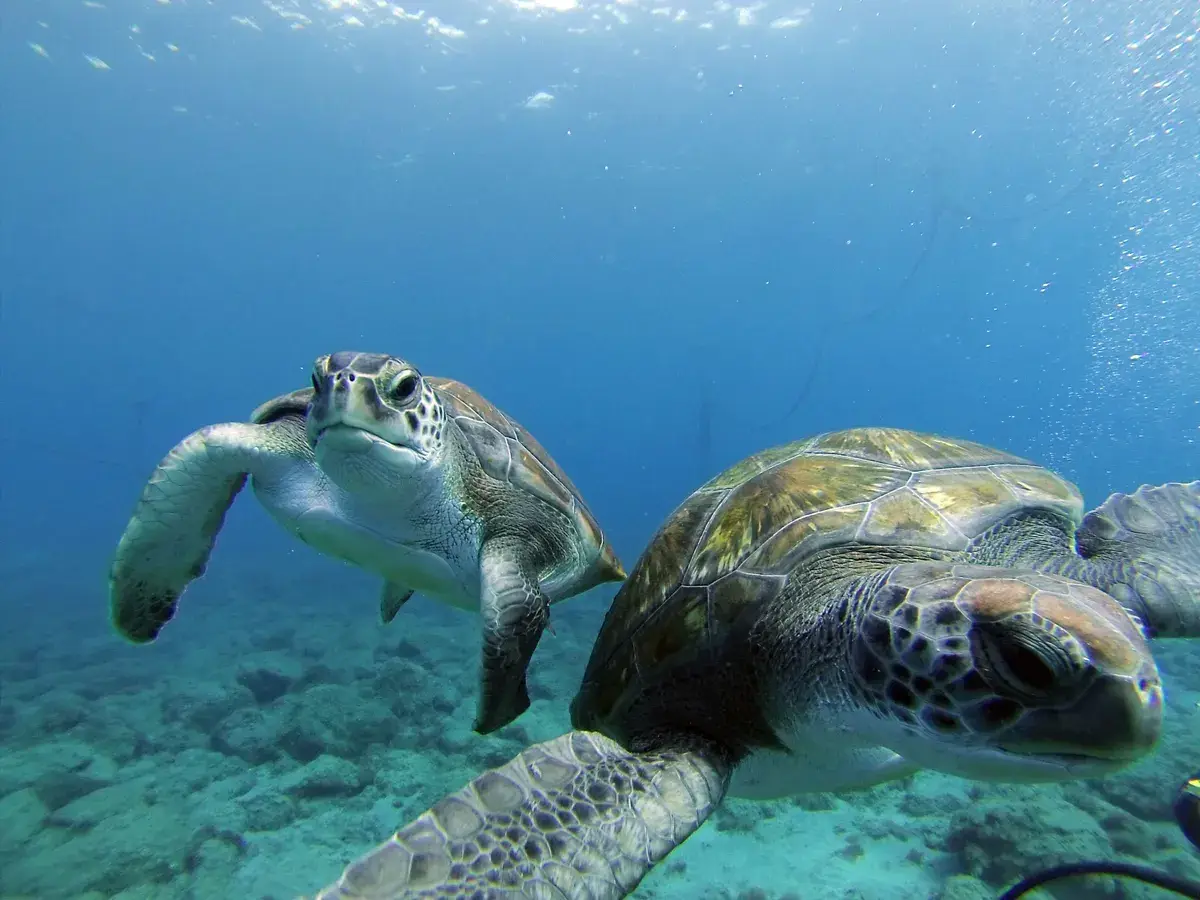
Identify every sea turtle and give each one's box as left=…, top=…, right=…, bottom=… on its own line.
left=108, top=351, right=625, bottom=734
left=303, top=426, right=1200, bottom=900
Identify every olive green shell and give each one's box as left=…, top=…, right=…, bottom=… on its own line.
left=250, top=381, right=624, bottom=584
left=426, top=377, right=624, bottom=583
left=251, top=388, right=314, bottom=425
left=573, top=426, right=1083, bottom=730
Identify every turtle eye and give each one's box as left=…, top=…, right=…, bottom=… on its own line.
left=975, top=620, right=1081, bottom=700
left=390, top=372, right=419, bottom=403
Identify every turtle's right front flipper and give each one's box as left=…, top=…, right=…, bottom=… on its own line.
left=109, top=420, right=304, bottom=643
left=473, top=538, right=552, bottom=734
left=1076, top=481, right=1200, bottom=637
left=304, top=730, right=729, bottom=900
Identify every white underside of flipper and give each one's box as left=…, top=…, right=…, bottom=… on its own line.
left=730, top=736, right=915, bottom=798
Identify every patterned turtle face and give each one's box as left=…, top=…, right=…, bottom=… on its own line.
left=306, top=352, right=447, bottom=487
left=847, top=562, right=1163, bottom=781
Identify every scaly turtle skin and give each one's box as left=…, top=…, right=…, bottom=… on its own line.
left=302, top=427, right=1200, bottom=900
left=108, top=352, right=625, bottom=734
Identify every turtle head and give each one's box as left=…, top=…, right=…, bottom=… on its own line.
left=307, top=352, right=447, bottom=486
left=847, top=562, right=1163, bottom=783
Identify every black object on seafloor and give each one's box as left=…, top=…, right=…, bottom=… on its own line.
left=1177, top=771, right=1200, bottom=853
left=995, top=769, right=1200, bottom=899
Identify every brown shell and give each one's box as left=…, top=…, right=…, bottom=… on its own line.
left=428, top=377, right=624, bottom=584
left=574, top=426, right=1084, bottom=729
left=250, top=388, right=314, bottom=424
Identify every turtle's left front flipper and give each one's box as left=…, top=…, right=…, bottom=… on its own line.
left=302, top=730, right=729, bottom=900
left=109, top=419, right=306, bottom=644
left=473, top=538, right=551, bottom=734
left=1077, top=481, right=1200, bottom=637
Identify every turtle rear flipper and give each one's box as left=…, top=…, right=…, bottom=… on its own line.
left=1077, top=481, right=1200, bottom=637
left=305, top=730, right=729, bottom=900
left=108, top=419, right=307, bottom=643
left=379, top=582, right=414, bottom=624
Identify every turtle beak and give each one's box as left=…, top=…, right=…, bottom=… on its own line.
left=306, top=372, right=355, bottom=444
left=308, top=371, right=392, bottom=448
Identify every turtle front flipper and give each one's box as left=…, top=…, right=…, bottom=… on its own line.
left=109, top=420, right=305, bottom=643
left=379, top=582, right=414, bottom=624
left=1075, top=481, right=1200, bottom=637
left=474, top=539, right=550, bottom=734
left=302, top=730, right=730, bottom=900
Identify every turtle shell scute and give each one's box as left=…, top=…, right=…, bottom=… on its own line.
left=429, top=378, right=617, bottom=570
left=250, top=388, right=315, bottom=424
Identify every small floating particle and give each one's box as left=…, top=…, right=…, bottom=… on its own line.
left=166, top=42, right=179, bottom=51
left=28, top=42, right=50, bottom=58
left=1130, top=353, right=1146, bottom=360
left=84, top=54, right=110, bottom=69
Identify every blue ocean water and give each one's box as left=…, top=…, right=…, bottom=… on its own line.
left=1, top=0, right=1198, bottom=896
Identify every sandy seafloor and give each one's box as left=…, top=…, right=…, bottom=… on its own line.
left=2, top=534, right=1198, bottom=900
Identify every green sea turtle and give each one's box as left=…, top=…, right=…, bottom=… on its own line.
left=303, top=427, right=1200, bottom=900
left=108, top=351, right=625, bottom=734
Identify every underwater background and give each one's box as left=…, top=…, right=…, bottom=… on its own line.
left=1, top=0, right=1198, bottom=897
